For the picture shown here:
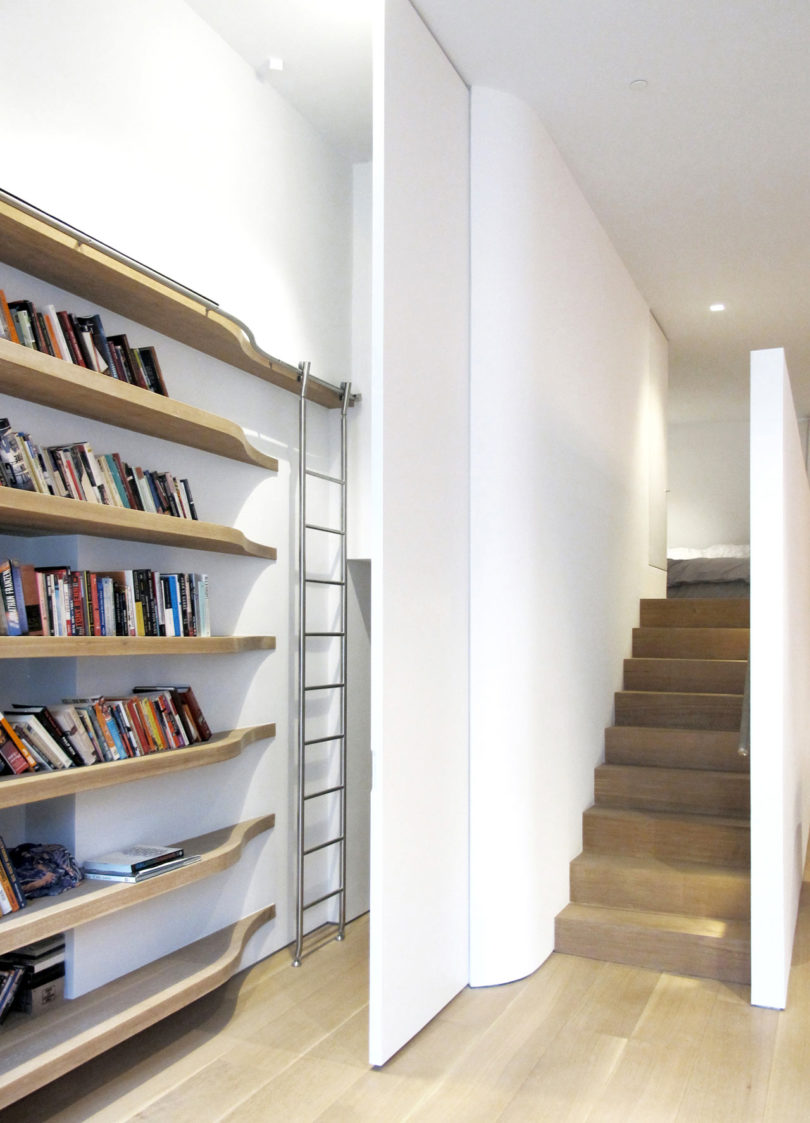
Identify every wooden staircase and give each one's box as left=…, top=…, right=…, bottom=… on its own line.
left=554, top=597, right=751, bottom=984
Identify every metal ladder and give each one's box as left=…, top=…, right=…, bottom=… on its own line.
left=293, top=363, right=351, bottom=966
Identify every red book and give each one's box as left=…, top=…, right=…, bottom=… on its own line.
left=56, top=311, right=87, bottom=367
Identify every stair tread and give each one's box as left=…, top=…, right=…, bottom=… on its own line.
left=571, top=850, right=750, bottom=881
left=604, top=726, right=748, bottom=772
left=557, top=901, right=750, bottom=942
left=584, top=804, right=750, bottom=832
left=595, top=762, right=749, bottom=783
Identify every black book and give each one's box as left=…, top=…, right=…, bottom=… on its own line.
left=180, top=478, right=198, bottom=520
left=75, top=314, right=114, bottom=376
left=0, top=967, right=25, bottom=1023
left=9, top=706, right=85, bottom=767
left=135, top=346, right=169, bottom=395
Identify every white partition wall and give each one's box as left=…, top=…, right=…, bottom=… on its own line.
left=468, top=87, right=664, bottom=986
left=369, top=0, right=470, bottom=1066
left=750, top=348, right=810, bottom=1008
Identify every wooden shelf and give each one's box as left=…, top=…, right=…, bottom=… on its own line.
left=0, top=487, right=276, bottom=559
left=0, top=634, right=276, bottom=659
left=0, top=338, right=279, bottom=470
left=0, top=724, right=275, bottom=809
left=0, top=196, right=344, bottom=408
left=0, top=815, right=275, bottom=955
left=0, top=904, right=276, bottom=1109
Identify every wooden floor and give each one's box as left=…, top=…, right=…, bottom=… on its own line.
left=3, top=874, right=810, bottom=1122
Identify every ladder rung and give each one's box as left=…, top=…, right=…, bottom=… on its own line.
left=305, top=523, right=345, bottom=536
left=304, top=785, right=344, bottom=801
left=304, top=682, right=345, bottom=691
left=304, top=734, right=345, bottom=746
left=305, top=578, right=346, bottom=586
left=305, top=469, right=345, bottom=485
left=303, top=887, right=344, bottom=910
left=305, top=631, right=346, bottom=638
left=303, top=835, right=345, bottom=856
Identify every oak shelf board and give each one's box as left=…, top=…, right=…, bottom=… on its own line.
left=0, top=904, right=276, bottom=1110
left=0, top=197, right=343, bottom=408
left=0, top=487, right=276, bottom=559
left=0, top=338, right=279, bottom=471
left=0, top=724, right=275, bottom=809
left=0, top=815, right=274, bottom=955
left=0, top=634, right=276, bottom=659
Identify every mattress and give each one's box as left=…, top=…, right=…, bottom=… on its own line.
left=666, top=545, right=750, bottom=598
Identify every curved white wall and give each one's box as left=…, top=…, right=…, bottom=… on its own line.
left=469, top=87, right=665, bottom=986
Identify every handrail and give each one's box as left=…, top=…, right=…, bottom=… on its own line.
left=738, top=656, right=751, bottom=757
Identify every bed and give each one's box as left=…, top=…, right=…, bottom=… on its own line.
left=666, top=544, right=750, bottom=598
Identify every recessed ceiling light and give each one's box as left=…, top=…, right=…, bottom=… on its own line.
left=256, top=57, right=284, bottom=81
left=710, top=303, right=726, bottom=312
left=629, top=79, right=649, bottom=91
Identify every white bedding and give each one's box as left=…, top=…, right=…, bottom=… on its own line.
left=667, top=544, right=750, bottom=597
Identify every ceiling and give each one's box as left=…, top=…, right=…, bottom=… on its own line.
left=187, top=0, right=810, bottom=425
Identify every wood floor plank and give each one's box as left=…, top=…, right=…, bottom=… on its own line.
left=675, top=992, right=779, bottom=1122
left=497, top=1029, right=627, bottom=1122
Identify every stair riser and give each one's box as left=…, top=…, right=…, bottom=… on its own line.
left=623, top=659, right=747, bottom=695
left=595, top=766, right=749, bottom=817
left=633, top=627, right=749, bottom=660
left=640, top=599, right=750, bottom=629
left=615, top=691, right=743, bottom=731
left=583, top=809, right=750, bottom=867
left=570, top=860, right=750, bottom=919
left=554, top=912, right=750, bottom=984
left=605, top=727, right=748, bottom=772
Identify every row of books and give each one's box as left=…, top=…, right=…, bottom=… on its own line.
left=0, top=935, right=66, bottom=1018
left=0, top=417, right=198, bottom=520
left=0, top=835, right=25, bottom=916
left=0, top=685, right=212, bottom=776
left=0, top=288, right=169, bottom=396
left=0, top=558, right=211, bottom=639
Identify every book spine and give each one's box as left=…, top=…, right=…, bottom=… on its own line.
left=0, top=836, right=26, bottom=909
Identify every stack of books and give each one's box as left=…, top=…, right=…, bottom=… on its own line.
left=0, top=557, right=210, bottom=638
left=0, top=934, right=66, bottom=1018
left=0, top=685, right=212, bottom=775
left=0, top=289, right=169, bottom=395
left=83, top=844, right=200, bottom=883
left=0, top=417, right=198, bottom=519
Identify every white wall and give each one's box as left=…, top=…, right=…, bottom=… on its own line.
left=468, top=87, right=666, bottom=986
left=0, top=0, right=351, bottom=387
left=369, top=0, right=470, bottom=1066
left=668, top=420, right=750, bottom=548
left=750, top=348, right=810, bottom=1009
left=0, top=0, right=357, bottom=993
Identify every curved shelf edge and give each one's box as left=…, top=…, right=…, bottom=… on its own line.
left=0, top=723, right=276, bottom=809
left=0, top=196, right=345, bottom=408
left=0, top=635, right=277, bottom=659
left=0, top=488, right=276, bottom=559
left=0, top=339, right=279, bottom=471
left=0, top=904, right=276, bottom=1110
left=0, top=814, right=275, bottom=955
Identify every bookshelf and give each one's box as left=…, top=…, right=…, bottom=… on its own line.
left=0, top=815, right=275, bottom=955
left=0, top=488, right=276, bottom=559
left=0, top=724, right=276, bottom=808
left=0, top=337, right=280, bottom=470
left=0, top=195, right=344, bottom=408
left=0, top=195, right=282, bottom=1105
left=0, top=635, right=276, bottom=659
left=0, top=905, right=276, bottom=1110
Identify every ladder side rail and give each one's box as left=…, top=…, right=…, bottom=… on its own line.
left=293, top=362, right=310, bottom=967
